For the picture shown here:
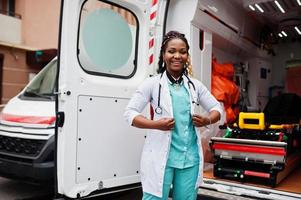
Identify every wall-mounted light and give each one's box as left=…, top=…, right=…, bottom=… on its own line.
left=281, top=31, right=287, bottom=37
left=255, top=4, right=264, bottom=13
left=295, top=26, right=301, bottom=35
left=297, top=0, right=301, bottom=6
left=278, top=33, right=283, bottom=37
left=274, top=0, right=285, bottom=13
left=9, top=47, right=19, bottom=60
left=248, top=5, right=256, bottom=11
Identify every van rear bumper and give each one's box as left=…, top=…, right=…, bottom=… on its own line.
left=0, top=158, right=54, bottom=182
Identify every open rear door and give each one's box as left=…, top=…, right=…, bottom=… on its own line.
left=56, top=0, right=167, bottom=198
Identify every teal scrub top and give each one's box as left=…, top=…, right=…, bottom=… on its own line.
left=166, top=82, right=200, bottom=169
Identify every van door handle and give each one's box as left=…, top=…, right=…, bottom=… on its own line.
left=57, top=112, right=65, bottom=127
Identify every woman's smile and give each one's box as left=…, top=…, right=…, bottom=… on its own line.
left=170, top=60, right=182, bottom=66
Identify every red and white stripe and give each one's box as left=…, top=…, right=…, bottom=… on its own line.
left=150, top=0, right=158, bottom=23
left=149, top=0, right=159, bottom=66
left=0, top=113, right=56, bottom=125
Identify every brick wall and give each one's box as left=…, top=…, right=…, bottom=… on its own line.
left=0, top=46, right=39, bottom=104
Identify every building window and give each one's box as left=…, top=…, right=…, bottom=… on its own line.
left=8, top=0, right=15, bottom=17
left=0, top=0, right=20, bottom=18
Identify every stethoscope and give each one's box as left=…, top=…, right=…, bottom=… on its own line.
left=155, top=72, right=199, bottom=115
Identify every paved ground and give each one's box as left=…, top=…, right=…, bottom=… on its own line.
left=0, top=177, right=143, bottom=200
left=0, top=177, right=257, bottom=200
left=0, top=177, right=52, bottom=200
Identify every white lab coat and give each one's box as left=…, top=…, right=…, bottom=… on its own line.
left=124, top=72, right=223, bottom=198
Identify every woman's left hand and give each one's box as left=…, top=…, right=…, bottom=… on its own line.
left=192, top=114, right=210, bottom=127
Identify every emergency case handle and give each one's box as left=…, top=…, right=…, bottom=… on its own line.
left=238, top=112, right=265, bottom=130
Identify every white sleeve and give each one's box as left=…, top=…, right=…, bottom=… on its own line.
left=124, top=78, right=153, bottom=126
left=196, top=80, right=223, bottom=116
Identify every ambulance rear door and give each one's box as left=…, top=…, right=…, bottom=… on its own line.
left=56, top=0, right=168, bottom=198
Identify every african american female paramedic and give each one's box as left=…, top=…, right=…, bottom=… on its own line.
left=124, top=31, right=222, bottom=200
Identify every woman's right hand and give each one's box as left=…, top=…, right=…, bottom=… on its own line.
left=155, top=118, right=175, bottom=131
left=132, top=115, right=174, bottom=131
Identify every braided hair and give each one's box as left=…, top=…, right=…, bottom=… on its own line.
left=157, top=31, right=190, bottom=74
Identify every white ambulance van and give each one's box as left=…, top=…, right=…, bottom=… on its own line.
left=0, top=57, right=57, bottom=182
left=56, top=0, right=301, bottom=199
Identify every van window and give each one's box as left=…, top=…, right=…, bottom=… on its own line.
left=20, top=59, right=57, bottom=101
left=78, top=0, right=138, bottom=78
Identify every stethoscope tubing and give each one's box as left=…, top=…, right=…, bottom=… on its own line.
left=155, top=72, right=196, bottom=114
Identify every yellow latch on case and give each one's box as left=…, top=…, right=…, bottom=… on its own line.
left=238, top=112, right=265, bottom=130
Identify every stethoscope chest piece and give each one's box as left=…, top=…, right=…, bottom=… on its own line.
left=155, top=107, right=162, bottom=115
